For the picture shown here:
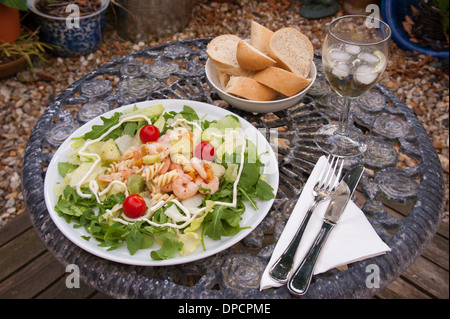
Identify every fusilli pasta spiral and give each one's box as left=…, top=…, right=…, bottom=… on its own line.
left=150, top=192, right=176, bottom=206
left=149, top=170, right=179, bottom=193
left=107, top=158, right=144, bottom=175
left=141, top=162, right=165, bottom=181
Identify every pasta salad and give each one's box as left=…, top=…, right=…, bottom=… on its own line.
left=53, top=103, right=275, bottom=260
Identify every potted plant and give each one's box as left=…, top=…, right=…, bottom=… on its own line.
left=0, top=0, right=28, bottom=44
left=0, top=0, right=54, bottom=79
left=381, top=0, right=449, bottom=59
left=410, top=0, right=448, bottom=51
left=0, top=28, right=54, bottom=79
left=27, top=0, right=110, bottom=57
left=113, top=0, right=193, bottom=42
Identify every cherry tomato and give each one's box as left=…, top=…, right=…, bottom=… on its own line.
left=195, top=141, right=215, bottom=161
left=122, top=194, right=147, bottom=219
left=139, top=125, right=159, bottom=143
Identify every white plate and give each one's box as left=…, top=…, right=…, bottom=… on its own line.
left=44, top=99, right=279, bottom=266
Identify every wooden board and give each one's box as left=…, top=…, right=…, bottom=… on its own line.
left=0, top=212, right=447, bottom=299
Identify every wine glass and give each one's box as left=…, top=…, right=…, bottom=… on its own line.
left=315, top=15, right=391, bottom=157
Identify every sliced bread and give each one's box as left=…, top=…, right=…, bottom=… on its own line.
left=206, top=34, right=250, bottom=76
left=268, top=27, right=314, bottom=78
left=225, top=76, right=278, bottom=101
left=252, top=66, right=312, bottom=97
left=250, top=20, right=274, bottom=56
left=218, top=70, right=231, bottom=88
left=236, top=39, right=277, bottom=71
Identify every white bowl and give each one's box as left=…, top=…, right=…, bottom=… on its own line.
left=205, top=58, right=317, bottom=113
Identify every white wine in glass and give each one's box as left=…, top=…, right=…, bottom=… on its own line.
left=315, top=15, right=391, bottom=157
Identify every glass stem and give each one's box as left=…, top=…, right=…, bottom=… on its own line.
left=337, top=97, right=351, bottom=135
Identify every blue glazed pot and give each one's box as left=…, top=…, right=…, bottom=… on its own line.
left=27, top=0, right=109, bottom=57
left=381, top=0, right=449, bottom=59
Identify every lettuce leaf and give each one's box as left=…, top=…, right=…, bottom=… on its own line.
left=58, top=162, right=79, bottom=177
left=126, top=223, right=143, bottom=255
left=54, top=186, right=127, bottom=250
left=211, top=114, right=241, bottom=132
left=255, top=179, right=275, bottom=200
left=82, top=112, right=122, bottom=141
left=150, top=228, right=183, bottom=260
left=178, top=232, right=201, bottom=256
left=120, top=104, right=164, bottom=122
left=203, top=200, right=246, bottom=240
left=180, top=105, right=199, bottom=122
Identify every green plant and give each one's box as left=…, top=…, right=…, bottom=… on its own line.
left=0, top=28, right=55, bottom=72
left=430, top=0, right=449, bottom=33
left=0, top=0, right=28, bottom=10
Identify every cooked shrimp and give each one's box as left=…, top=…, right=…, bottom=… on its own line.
left=161, top=182, right=173, bottom=193
left=172, top=127, right=191, bottom=141
left=172, top=175, right=198, bottom=200
left=159, top=158, right=171, bottom=175
left=191, top=157, right=207, bottom=180
left=195, top=176, right=219, bottom=195
left=98, top=167, right=133, bottom=183
left=141, top=142, right=171, bottom=159
left=182, top=162, right=195, bottom=174
left=203, top=163, right=215, bottom=181
left=119, top=168, right=134, bottom=180
left=122, top=145, right=141, bottom=160
left=157, top=129, right=174, bottom=143
left=191, top=157, right=215, bottom=181
left=169, top=162, right=184, bottom=175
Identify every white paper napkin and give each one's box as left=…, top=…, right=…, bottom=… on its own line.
left=260, top=156, right=391, bottom=290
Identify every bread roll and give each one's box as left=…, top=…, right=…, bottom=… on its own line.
left=236, top=39, right=276, bottom=71
left=268, top=27, right=314, bottom=78
left=252, top=66, right=312, bottom=97
left=225, top=76, right=278, bottom=101
left=250, top=20, right=274, bottom=56
left=218, top=70, right=231, bottom=88
left=206, top=34, right=251, bottom=76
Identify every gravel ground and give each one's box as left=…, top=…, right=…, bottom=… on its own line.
left=0, top=0, right=448, bottom=228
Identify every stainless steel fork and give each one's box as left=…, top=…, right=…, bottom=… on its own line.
left=268, top=155, right=344, bottom=284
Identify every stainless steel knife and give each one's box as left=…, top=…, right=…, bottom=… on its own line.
left=287, top=165, right=364, bottom=296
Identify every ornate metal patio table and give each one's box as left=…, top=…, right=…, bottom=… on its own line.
left=22, top=38, right=445, bottom=299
